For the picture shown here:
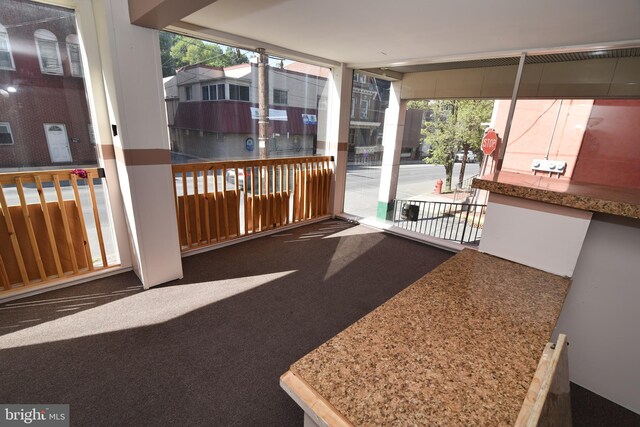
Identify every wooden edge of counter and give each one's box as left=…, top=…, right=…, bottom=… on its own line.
left=515, top=333, right=571, bottom=427
left=280, top=370, right=354, bottom=427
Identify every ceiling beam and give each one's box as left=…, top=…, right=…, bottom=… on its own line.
left=129, top=0, right=218, bottom=29
left=167, top=21, right=341, bottom=68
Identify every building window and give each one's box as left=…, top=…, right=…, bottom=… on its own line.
left=0, top=24, right=16, bottom=70
left=229, top=84, right=249, bottom=101
left=185, top=85, right=192, bottom=101
left=351, top=97, right=355, bottom=118
left=202, top=83, right=225, bottom=101
left=34, top=29, right=63, bottom=75
left=273, top=89, right=288, bottom=105
left=360, top=99, right=369, bottom=119
left=0, top=122, right=15, bottom=145
left=66, top=34, right=82, bottom=77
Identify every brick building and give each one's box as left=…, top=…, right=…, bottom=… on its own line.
left=0, top=0, right=97, bottom=170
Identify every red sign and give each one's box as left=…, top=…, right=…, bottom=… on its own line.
left=482, top=129, right=498, bottom=155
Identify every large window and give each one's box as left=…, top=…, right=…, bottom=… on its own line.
left=229, top=84, right=249, bottom=101
left=158, top=31, right=329, bottom=162
left=0, top=23, right=15, bottom=70
left=34, top=29, right=62, bottom=75
left=202, top=83, right=225, bottom=101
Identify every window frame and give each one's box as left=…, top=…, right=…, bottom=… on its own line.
left=273, top=88, right=288, bottom=105
left=34, top=29, right=63, bottom=76
left=0, top=24, right=16, bottom=71
left=66, top=34, right=83, bottom=77
left=360, top=99, right=369, bottom=119
left=0, top=122, right=15, bottom=145
left=229, top=84, right=250, bottom=101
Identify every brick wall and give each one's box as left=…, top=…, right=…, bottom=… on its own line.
left=0, top=0, right=97, bottom=169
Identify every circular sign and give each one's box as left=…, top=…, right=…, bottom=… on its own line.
left=245, top=137, right=255, bottom=152
left=481, top=129, right=498, bottom=155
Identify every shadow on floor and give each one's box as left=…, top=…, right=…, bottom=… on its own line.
left=0, top=219, right=452, bottom=426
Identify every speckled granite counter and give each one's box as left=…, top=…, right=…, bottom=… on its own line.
left=284, top=249, right=570, bottom=426
left=472, top=171, right=640, bottom=219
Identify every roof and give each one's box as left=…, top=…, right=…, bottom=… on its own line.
left=171, top=100, right=318, bottom=135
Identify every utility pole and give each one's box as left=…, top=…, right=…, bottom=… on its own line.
left=257, top=48, right=269, bottom=159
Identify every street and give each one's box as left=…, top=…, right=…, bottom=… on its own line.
left=344, top=162, right=481, bottom=219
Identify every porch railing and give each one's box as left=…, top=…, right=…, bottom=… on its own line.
left=172, top=156, right=332, bottom=252
left=392, top=199, right=487, bottom=245
left=0, top=168, right=116, bottom=294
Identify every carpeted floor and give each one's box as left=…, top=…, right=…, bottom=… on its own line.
left=0, top=220, right=453, bottom=426
left=1, top=219, right=638, bottom=426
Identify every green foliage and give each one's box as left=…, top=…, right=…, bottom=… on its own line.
left=407, top=100, right=430, bottom=110
left=420, top=100, right=493, bottom=191
left=160, top=31, right=249, bottom=77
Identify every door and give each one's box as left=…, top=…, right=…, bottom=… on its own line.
left=44, top=123, right=72, bottom=163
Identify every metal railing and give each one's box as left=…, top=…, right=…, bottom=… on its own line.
left=392, top=199, right=487, bottom=245
left=453, top=174, right=479, bottom=203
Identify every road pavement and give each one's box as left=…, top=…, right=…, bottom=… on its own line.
left=344, top=162, right=481, bottom=219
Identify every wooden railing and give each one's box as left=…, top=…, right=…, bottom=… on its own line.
left=0, top=168, right=116, bottom=294
left=172, top=156, right=333, bottom=252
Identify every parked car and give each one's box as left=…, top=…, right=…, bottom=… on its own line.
left=455, top=150, right=476, bottom=163
left=225, top=169, right=251, bottom=190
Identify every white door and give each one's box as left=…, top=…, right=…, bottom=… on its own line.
left=44, top=123, right=72, bottom=163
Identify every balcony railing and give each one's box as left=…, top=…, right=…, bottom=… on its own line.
left=0, top=168, right=117, bottom=295
left=392, top=199, right=487, bottom=245
left=172, top=156, right=332, bottom=252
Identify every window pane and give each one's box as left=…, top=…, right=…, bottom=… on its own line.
left=68, top=43, right=82, bottom=76
left=37, top=39, right=62, bottom=74
left=0, top=0, right=118, bottom=268
left=159, top=31, right=328, bottom=162
left=343, top=71, right=389, bottom=219
left=202, top=86, right=209, bottom=100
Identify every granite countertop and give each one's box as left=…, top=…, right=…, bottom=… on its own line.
left=289, top=249, right=570, bottom=426
left=472, top=171, right=640, bottom=219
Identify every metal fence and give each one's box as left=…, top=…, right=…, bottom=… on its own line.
left=392, top=199, right=487, bottom=245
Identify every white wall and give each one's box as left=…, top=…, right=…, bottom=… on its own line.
left=553, top=213, right=640, bottom=414
left=480, top=193, right=592, bottom=277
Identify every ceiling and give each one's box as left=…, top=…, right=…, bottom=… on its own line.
left=175, top=0, right=640, bottom=71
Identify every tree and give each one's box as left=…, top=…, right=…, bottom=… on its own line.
left=159, top=32, right=249, bottom=77
left=420, top=100, right=493, bottom=192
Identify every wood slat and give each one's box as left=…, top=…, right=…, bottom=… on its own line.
left=70, top=174, right=94, bottom=271
left=212, top=166, right=221, bottom=242
left=16, top=178, right=48, bottom=282
left=35, top=177, right=64, bottom=278
left=203, top=168, right=211, bottom=244
left=193, top=167, right=202, bottom=245
left=54, top=176, right=79, bottom=274
left=222, top=166, right=230, bottom=240
left=86, top=174, right=108, bottom=268
left=0, top=251, right=10, bottom=290
left=182, top=171, right=192, bottom=248
left=0, top=186, right=30, bottom=286
left=243, top=166, right=248, bottom=235
left=234, top=165, right=241, bottom=236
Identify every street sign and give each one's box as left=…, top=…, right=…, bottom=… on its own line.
left=482, top=129, right=498, bottom=155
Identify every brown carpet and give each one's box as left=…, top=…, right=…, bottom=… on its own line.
left=1, top=219, right=638, bottom=426
left=0, top=220, right=452, bottom=426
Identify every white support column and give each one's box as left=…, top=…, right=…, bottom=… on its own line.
left=318, top=65, right=353, bottom=216
left=84, top=0, right=183, bottom=288
left=376, top=81, right=405, bottom=220
left=75, top=0, right=132, bottom=271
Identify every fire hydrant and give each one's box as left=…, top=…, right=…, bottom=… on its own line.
left=435, top=179, right=443, bottom=194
